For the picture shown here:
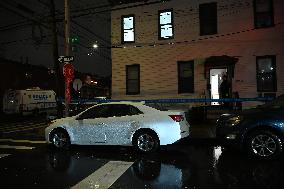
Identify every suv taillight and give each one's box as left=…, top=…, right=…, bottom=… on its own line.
left=169, top=115, right=184, bottom=122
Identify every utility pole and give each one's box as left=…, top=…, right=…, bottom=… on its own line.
left=49, top=0, right=62, bottom=116
left=64, top=0, right=70, bottom=117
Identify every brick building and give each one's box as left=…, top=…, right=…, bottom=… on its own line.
left=111, top=0, right=284, bottom=108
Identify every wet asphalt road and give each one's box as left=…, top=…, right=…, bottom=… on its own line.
left=0, top=115, right=284, bottom=189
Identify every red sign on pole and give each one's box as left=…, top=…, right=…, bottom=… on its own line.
left=63, top=63, right=75, bottom=80
left=63, top=63, right=74, bottom=104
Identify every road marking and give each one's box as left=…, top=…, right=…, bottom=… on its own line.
left=2, top=124, right=46, bottom=134
left=0, top=122, right=46, bottom=131
left=71, top=161, right=133, bottom=189
left=0, top=139, right=46, bottom=144
left=0, top=121, right=45, bottom=130
left=0, top=145, right=35, bottom=150
left=0, top=154, right=10, bottom=159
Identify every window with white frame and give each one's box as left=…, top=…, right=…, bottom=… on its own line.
left=122, top=15, right=135, bottom=43
left=159, top=9, right=174, bottom=39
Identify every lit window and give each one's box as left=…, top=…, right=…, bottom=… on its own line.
left=254, top=0, right=274, bottom=28
left=122, top=15, right=135, bottom=43
left=159, top=9, right=174, bottom=39
left=257, top=56, right=276, bottom=92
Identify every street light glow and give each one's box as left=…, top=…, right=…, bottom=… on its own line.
left=93, top=43, right=98, bottom=48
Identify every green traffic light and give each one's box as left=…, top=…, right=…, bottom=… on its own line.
left=70, top=36, right=79, bottom=44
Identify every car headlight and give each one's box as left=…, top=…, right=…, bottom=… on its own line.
left=225, top=115, right=243, bottom=127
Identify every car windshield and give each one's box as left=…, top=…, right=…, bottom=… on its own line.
left=259, top=94, right=284, bottom=109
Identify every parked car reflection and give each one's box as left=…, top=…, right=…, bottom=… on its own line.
left=47, top=147, right=192, bottom=188
left=46, top=144, right=284, bottom=188
left=216, top=149, right=284, bottom=188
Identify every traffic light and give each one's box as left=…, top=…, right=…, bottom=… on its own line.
left=70, top=36, right=79, bottom=52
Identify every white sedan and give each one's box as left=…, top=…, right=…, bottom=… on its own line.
left=45, top=102, right=190, bottom=153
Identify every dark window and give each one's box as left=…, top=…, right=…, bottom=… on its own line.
left=256, top=56, right=277, bottom=92
left=126, top=64, right=140, bottom=95
left=79, top=105, right=110, bottom=119
left=121, top=15, right=135, bottom=43
left=199, top=2, right=217, bottom=35
left=158, top=9, right=174, bottom=39
left=254, top=0, right=274, bottom=28
left=109, top=104, right=143, bottom=117
left=178, top=61, right=194, bottom=93
left=199, top=2, right=217, bottom=36
left=128, top=105, right=143, bottom=115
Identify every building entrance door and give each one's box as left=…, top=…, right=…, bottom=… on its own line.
left=210, top=68, right=227, bottom=105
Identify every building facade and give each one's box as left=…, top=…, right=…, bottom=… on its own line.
left=111, top=0, right=284, bottom=108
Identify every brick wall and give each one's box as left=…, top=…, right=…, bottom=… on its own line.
left=111, top=0, right=284, bottom=107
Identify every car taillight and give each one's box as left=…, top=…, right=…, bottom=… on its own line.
left=169, top=115, right=184, bottom=122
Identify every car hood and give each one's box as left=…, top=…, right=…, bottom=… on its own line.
left=219, top=108, right=267, bottom=120
left=51, top=116, right=76, bottom=125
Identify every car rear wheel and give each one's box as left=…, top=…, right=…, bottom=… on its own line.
left=51, top=130, right=70, bottom=150
left=246, top=130, right=282, bottom=159
left=134, top=131, right=160, bottom=153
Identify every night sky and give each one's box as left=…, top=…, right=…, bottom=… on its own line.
left=0, top=0, right=112, bottom=77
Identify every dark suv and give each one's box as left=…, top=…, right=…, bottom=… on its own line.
left=216, top=94, right=284, bottom=159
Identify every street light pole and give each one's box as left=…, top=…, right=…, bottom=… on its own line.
left=64, top=0, right=70, bottom=117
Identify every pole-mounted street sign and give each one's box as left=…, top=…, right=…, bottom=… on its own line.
left=58, top=56, right=74, bottom=63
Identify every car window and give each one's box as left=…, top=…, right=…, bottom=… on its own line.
left=128, top=105, right=143, bottom=115
left=108, top=104, right=143, bottom=117
left=79, top=105, right=110, bottom=119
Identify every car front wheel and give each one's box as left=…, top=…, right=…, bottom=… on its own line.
left=134, top=131, right=160, bottom=153
left=246, top=130, right=282, bottom=159
left=51, top=130, right=70, bottom=150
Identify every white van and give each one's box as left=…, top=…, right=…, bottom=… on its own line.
left=2, top=87, right=57, bottom=115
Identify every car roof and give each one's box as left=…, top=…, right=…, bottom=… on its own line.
left=85, top=101, right=158, bottom=113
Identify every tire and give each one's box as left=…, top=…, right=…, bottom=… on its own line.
left=133, top=131, right=160, bottom=153
left=50, top=130, right=70, bottom=150
left=245, top=130, right=283, bottom=159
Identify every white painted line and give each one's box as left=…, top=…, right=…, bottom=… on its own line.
left=71, top=161, right=133, bottom=189
left=0, top=145, right=35, bottom=150
left=0, top=154, right=10, bottom=159
left=0, top=121, right=45, bottom=131
left=0, top=139, right=46, bottom=144
left=0, top=122, right=46, bottom=131
left=2, top=124, right=46, bottom=134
